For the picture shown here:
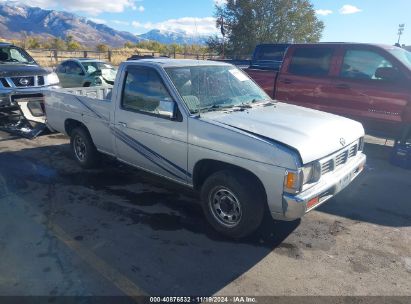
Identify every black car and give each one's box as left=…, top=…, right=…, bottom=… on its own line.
left=0, top=42, right=60, bottom=108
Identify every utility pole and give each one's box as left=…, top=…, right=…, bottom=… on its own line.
left=220, top=16, right=225, bottom=59
left=397, top=24, right=405, bottom=45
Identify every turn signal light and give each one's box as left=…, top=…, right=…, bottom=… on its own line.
left=285, top=171, right=297, bottom=189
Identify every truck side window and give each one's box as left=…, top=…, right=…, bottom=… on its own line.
left=288, top=48, right=333, bottom=76
left=340, top=50, right=394, bottom=80
left=122, top=67, right=172, bottom=115
left=255, top=45, right=287, bottom=61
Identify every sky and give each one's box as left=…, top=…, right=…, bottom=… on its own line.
left=1, top=0, right=410, bottom=45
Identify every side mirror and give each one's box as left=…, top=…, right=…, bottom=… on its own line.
left=375, top=67, right=400, bottom=81
left=79, top=71, right=85, bottom=76
left=157, top=99, right=177, bottom=119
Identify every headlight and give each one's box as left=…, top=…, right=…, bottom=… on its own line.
left=44, top=73, right=60, bottom=85
left=284, top=162, right=321, bottom=194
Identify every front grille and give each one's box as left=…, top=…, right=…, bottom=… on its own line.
left=11, top=76, right=35, bottom=87
left=335, top=150, right=348, bottom=167
left=321, top=160, right=333, bottom=175
left=320, top=142, right=360, bottom=175
left=0, top=78, right=10, bottom=88
left=349, top=144, right=358, bottom=157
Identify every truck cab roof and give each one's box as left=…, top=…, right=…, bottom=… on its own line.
left=125, top=58, right=232, bottom=68
left=297, top=42, right=400, bottom=50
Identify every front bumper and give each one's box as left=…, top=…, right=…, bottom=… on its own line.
left=0, top=86, right=60, bottom=108
left=276, top=153, right=366, bottom=220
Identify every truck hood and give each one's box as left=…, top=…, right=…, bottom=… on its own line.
left=0, top=64, right=49, bottom=77
left=201, top=102, right=364, bottom=164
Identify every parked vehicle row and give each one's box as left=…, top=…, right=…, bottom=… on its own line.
left=244, top=43, right=411, bottom=142
left=0, top=42, right=116, bottom=136
left=43, top=59, right=366, bottom=238
left=0, top=42, right=60, bottom=109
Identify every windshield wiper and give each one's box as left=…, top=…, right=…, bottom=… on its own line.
left=197, top=104, right=234, bottom=113
left=250, top=98, right=276, bottom=107
left=237, top=103, right=252, bottom=108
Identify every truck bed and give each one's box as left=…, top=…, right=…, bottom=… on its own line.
left=45, top=86, right=114, bottom=154
left=55, top=86, right=113, bottom=101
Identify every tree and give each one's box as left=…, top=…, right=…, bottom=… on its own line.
left=124, top=41, right=135, bottom=48
left=67, top=41, right=82, bottom=51
left=96, top=44, right=109, bottom=52
left=213, top=0, right=324, bottom=56
left=206, top=35, right=225, bottom=55
left=167, top=43, right=183, bottom=56
left=49, top=38, right=66, bottom=50
left=26, top=36, right=41, bottom=49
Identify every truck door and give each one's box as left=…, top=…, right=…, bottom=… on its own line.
left=329, top=46, right=409, bottom=136
left=275, top=46, right=335, bottom=111
left=114, top=66, right=189, bottom=183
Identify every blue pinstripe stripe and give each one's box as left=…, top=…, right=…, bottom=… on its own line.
left=111, top=127, right=187, bottom=180
left=74, top=96, right=190, bottom=180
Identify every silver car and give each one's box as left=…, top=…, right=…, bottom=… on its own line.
left=56, top=58, right=117, bottom=88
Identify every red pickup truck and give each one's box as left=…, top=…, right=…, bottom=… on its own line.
left=245, top=43, right=411, bottom=141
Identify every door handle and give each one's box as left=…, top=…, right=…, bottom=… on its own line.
left=118, top=122, right=127, bottom=128
left=336, top=83, right=350, bottom=89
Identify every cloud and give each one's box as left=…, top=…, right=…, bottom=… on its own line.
left=132, top=17, right=218, bottom=36
left=7, top=0, right=138, bottom=15
left=339, top=4, right=362, bottom=15
left=315, top=9, right=333, bottom=16
left=137, top=5, right=144, bottom=12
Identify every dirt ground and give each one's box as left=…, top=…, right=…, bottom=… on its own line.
left=0, top=131, right=410, bottom=299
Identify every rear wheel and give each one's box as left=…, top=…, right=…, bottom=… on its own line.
left=200, top=170, right=265, bottom=239
left=70, top=127, right=99, bottom=168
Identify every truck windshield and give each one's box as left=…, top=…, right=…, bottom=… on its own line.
left=165, top=65, right=270, bottom=113
left=388, top=48, right=411, bottom=70
left=0, top=46, right=35, bottom=64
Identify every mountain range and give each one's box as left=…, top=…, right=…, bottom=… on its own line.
left=0, top=3, right=210, bottom=47
left=138, top=29, right=209, bottom=45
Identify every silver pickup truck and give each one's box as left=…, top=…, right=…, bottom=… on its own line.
left=44, top=59, right=366, bottom=238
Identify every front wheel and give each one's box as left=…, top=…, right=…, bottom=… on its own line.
left=200, top=170, right=265, bottom=239
left=70, top=127, right=99, bottom=168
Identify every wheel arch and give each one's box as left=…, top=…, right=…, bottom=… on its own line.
left=192, top=159, right=267, bottom=201
left=64, top=119, right=89, bottom=137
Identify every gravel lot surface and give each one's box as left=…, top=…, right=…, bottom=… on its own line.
left=0, top=131, right=410, bottom=298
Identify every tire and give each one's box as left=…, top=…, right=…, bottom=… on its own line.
left=70, top=127, right=99, bottom=168
left=83, top=82, right=91, bottom=87
left=200, top=170, right=265, bottom=239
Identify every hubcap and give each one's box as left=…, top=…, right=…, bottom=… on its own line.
left=209, top=186, right=242, bottom=227
left=74, top=135, right=87, bottom=161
